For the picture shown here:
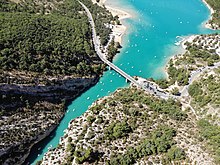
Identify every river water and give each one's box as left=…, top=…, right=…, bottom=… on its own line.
left=28, top=0, right=213, bottom=164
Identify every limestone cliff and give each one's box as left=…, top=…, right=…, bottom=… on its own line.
left=0, top=72, right=99, bottom=165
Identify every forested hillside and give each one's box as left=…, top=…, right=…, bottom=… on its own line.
left=41, top=87, right=216, bottom=164
left=0, top=0, right=114, bottom=76
left=0, top=0, right=114, bottom=164
left=0, top=12, right=98, bottom=76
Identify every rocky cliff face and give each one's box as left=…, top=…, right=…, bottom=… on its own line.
left=0, top=71, right=99, bottom=165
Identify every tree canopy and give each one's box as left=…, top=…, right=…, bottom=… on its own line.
left=0, top=0, right=114, bottom=76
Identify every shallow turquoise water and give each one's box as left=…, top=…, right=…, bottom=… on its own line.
left=28, top=0, right=213, bottom=164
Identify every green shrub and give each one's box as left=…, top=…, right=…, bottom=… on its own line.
left=166, top=146, right=185, bottom=161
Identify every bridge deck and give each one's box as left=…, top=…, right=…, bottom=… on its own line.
left=79, top=1, right=143, bottom=89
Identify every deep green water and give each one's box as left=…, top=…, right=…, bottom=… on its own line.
left=28, top=0, right=213, bottom=164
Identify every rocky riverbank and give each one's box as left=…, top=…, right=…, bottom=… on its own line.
left=0, top=70, right=99, bottom=165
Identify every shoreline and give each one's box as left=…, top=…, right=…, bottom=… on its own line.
left=106, top=5, right=130, bottom=44
left=93, top=0, right=132, bottom=44
left=104, top=0, right=132, bottom=44
left=164, top=32, right=220, bottom=96
left=202, top=0, right=214, bottom=16
left=180, top=0, right=215, bottom=49
left=201, top=0, right=216, bottom=29
left=164, top=0, right=216, bottom=75
left=160, top=0, right=216, bottom=80
left=179, top=0, right=215, bottom=50
left=181, top=35, right=197, bottom=49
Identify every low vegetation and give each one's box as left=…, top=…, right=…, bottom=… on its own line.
left=197, top=119, right=220, bottom=163
left=109, top=126, right=180, bottom=165
left=147, top=32, right=220, bottom=164
left=41, top=88, right=189, bottom=164
left=189, top=67, right=220, bottom=118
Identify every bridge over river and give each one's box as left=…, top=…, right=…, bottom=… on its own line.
left=78, top=1, right=143, bottom=87
left=79, top=1, right=172, bottom=100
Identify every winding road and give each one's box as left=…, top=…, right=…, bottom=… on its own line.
left=78, top=1, right=144, bottom=89
left=180, top=61, right=220, bottom=96
left=79, top=1, right=176, bottom=100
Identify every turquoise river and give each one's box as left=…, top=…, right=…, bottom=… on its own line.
left=28, top=0, right=214, bottom=164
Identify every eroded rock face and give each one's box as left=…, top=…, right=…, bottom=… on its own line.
left=0, top=73, right=99, bottom=165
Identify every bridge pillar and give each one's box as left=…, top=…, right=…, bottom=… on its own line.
left=126, top=79, right=128, bottom=83
left=108, top=66, right=111, bottom=71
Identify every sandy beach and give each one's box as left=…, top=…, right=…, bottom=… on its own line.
left=92, top=0, right=132, bottom=44
left=104, top=0, right=132, bottom=44
left=202, top=0, right=214, bottom=15
left=97, top=0, right=132, bottom=20
left=202, top=0, right=216, bottom=29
